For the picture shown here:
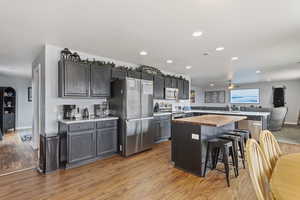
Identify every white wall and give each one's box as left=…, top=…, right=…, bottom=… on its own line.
left=191, top=79, right=300, bottom=124
left=44, top=44, right=191, bottom=135
left=0, top=74, right=32, bottom=129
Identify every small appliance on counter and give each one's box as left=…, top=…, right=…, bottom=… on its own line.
left=82, top=107, right=89, bottom=119
left=153, top=103, right=159, bottom=113
left=63, top=105, right=76, bottom=120
left=94, top=101, right=109, bottom=118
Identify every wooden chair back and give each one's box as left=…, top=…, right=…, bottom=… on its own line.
left=246, top=139, right=273, bottom=200
left=259, top=130, right=282, bottom=169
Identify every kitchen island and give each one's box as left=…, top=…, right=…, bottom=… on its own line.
left=171, top=115, right=246, bottom=176
left=187, top=109, right=270, bottom=131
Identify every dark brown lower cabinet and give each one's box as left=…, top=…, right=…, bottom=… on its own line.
left=58, top=119, right=118, bottom=170
left=154, top=115, right=171, bottom=142
left=96, top=127, right=117, bottom=157
left=68, top=130, right=96, bottom=164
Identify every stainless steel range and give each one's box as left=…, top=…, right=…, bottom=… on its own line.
left=110, top=78, right=154, bottom=157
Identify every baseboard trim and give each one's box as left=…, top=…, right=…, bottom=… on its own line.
left=284, top=122, right=298, bottom=125
left=0, top=167, right=36, bottom=177
left=16, top=126, right=32, bottom=130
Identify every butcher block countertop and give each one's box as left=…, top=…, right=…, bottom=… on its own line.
left=172, top=114, right=247, bottom=127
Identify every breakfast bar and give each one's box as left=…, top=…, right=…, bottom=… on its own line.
left=171, top=115, right=246, bottom=176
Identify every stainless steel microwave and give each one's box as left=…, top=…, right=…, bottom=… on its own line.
left=165, top=88, right=179, bottom=100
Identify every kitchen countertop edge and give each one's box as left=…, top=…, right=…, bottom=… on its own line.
left=58, top=117, right=119, bottom=124
left=154, top=112, right=172, bottom=116
left=185, top=110, right=270, bottom=116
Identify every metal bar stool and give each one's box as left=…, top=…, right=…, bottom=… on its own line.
left=233, top=129, right=252, bottom=143
left=225, top=129, right=251, bottom=148
left=219, top=134, right=246, bottom=170
left=204, top=138, right=238, bottom=187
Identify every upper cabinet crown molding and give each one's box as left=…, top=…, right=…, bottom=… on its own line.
left=58, top=48, right=189, bottom=100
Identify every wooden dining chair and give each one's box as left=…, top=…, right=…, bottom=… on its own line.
left=259, top=130, right=282, bottom=169
left=246, top=139, right=273, bottom=200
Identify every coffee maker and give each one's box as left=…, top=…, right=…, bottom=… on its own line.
left=94, top=102, right=109, bottom=118
left=63, top=105, right=76, bottom=120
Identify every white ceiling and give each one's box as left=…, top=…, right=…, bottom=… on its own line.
left=0, top=0, right=300, bottom=86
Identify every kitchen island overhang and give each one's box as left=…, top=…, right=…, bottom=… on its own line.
left=171, top=115, right=246, bottom=177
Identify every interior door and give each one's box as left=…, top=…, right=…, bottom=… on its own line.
left=125, top=119, right=141, bottom=156
left=141, top=80, right=153, bottom=118
left=125, top=78, right=141, bottom=119
left=140, top=117, right=154, bottom=151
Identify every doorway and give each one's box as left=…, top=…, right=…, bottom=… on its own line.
left=0, top=73, right=37, bottom=176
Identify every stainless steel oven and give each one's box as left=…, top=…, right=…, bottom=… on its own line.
left=165, top=88, right=178, bottom=100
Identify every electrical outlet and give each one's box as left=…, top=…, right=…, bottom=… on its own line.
left=191, top=134, right=199, bottom=140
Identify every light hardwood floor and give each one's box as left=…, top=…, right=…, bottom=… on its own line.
left=0, top=130, right=37, bottom=175
left=0, top=141, right=299, bottom=200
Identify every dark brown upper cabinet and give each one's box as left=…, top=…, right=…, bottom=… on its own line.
left=58, top=60, right=111, bottom=98
left=111, top=67, right=127, bottom=80
left=164, top=76, right=172, bottom=88
left=90, top=63, right=111, bottom=97
left=177, top=78, right=184, bottom=99
left=141, top=71, right=154, bottom=81
left=153, top=75, right=165, bottom=99
left=127, top=70, right=141, bottom=79
left=58, top=60, right=90, bottom=97
left=183, top=80, right=190, bottom=99
left=171, top=77, right=177, bottom=88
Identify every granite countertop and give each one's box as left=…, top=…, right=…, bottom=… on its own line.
left=172, top=114, right=247, bottom=127
left=58, top=117, right=119, bottom=124
left=185, top=110, right=270, bottom=117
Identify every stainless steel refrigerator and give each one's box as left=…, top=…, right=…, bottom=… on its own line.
left=110, top=78, right=154, bottom=156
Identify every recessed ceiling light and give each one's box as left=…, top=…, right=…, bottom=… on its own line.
left=192, top=31, right=203, bottom=37
left=256, top=70, right=261, bottom=74
left=185, top=66, right=192, bottom=69
left=231, top=57, right=239, bottom=61
left=166, top=60, right=173, bottom=64
left=216, top=47, right=225, bottom=51
left=210, top=83, right=215, bottom=87
left=139, top=51, right=148, bottom=56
